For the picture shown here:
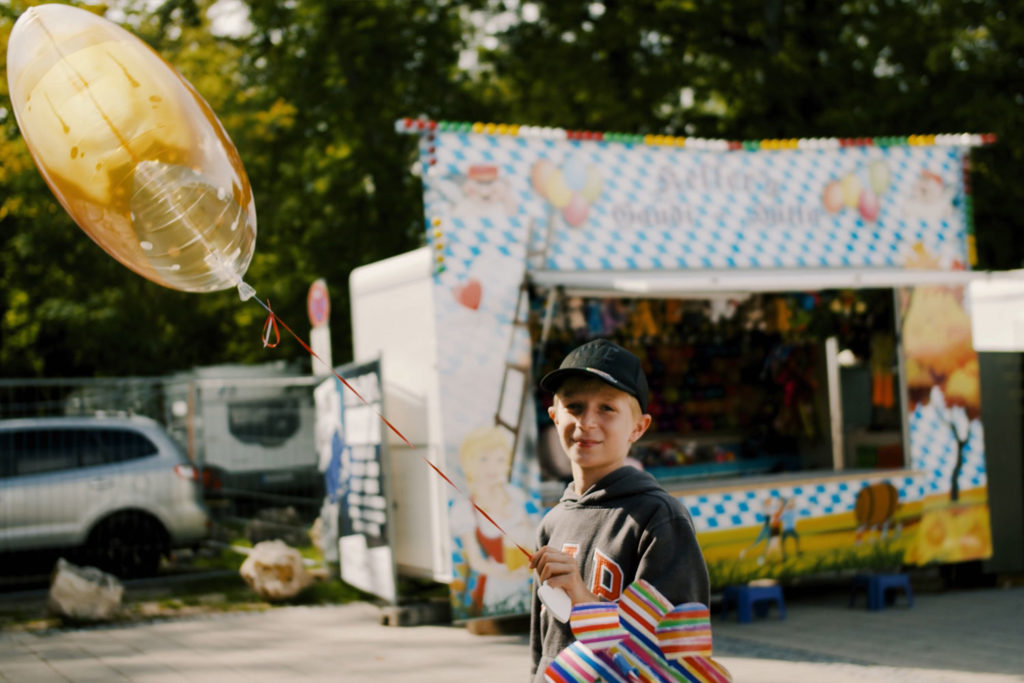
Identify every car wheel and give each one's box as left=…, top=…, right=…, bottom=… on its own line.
left=86, top=512, right=168, bottom=579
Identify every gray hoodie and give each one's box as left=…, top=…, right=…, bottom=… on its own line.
left=529, top=466, right=709, bottom=682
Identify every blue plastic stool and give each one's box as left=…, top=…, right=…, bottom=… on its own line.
left=721, top=584, right=786, bottom=623
left=849, top=573, right=914, bottom=611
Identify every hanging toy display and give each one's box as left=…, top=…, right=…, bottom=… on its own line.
left=627, top=299, right=659, bottom=341
left=550, top=289, right=573, bottom=340
left=870, top=332, right=896, bottom=410
left=765, top=344, right=819, bottom=437
left=740, top=295, right=766, bottom=332
left=771, top=297, right=793, bottom=335
left=567, top=296, right=587, bottom=339
left=601, top=299, right=628, bottom=335
left=786, top=295, right=814, bottom=336
left=585, top=299, right=605, bottom=337
left=662, top=299, right=685, bottom=341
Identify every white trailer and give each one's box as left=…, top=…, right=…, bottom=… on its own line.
left=163, top=362, right=320, bottom=512
left=348, top=248, right=454, bottom=583
left=348, top=245, right=1024, bottom=618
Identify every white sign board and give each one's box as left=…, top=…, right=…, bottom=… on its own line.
left=314, top=359, right=396, bottom=603
left=970, top=275, right=1024, bottom=351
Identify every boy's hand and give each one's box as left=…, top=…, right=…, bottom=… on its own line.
left=529, top=546, right=597, bottom=605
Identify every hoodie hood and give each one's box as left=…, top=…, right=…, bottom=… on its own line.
left=560, top=466, right=663, bottom=506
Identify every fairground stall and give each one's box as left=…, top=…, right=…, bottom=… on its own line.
left=350, top=120, right=1005, bottom=621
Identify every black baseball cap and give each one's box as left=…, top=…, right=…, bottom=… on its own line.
left=540, top=339, right=650, bottom=413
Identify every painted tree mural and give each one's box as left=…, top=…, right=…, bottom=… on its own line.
left=901, top=261, right=981, bottom=503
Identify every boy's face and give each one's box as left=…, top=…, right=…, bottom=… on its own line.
left=547, top=378, right=651, bottom=484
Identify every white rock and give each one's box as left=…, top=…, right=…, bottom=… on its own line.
left=48, top=558, right=124, bottom=621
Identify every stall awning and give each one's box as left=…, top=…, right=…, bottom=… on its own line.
left=528, top=267, right=1024, bottom=298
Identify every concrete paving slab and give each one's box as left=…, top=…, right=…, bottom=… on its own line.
left=710, top=585, right=1024, bottom=678
left=0, top=585, right=1021, bottom=682
left=0, top=663, right=68, bottom=683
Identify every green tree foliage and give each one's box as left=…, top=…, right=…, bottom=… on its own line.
left=227, top=0, right=486, bottom=366
left=1, top=0, right=1021, bottom=377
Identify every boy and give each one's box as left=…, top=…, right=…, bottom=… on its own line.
left=529, top=338, right=709, bottom=681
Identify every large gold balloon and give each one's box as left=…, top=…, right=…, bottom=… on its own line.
left=5, top=4, right=256, bottom=294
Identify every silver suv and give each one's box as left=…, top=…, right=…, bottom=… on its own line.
left=0, top=415, right=210, bottom=578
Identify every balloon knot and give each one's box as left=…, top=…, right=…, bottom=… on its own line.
left=237, top=281, right=256, bottom=301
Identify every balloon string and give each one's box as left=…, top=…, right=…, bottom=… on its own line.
left=251, top=295, right=409, bottom=446
left=420, top=458, right=533, bottom=560
left=261, top=300, right=281, bottom=348
left=251, top=295, right=532, bottom=561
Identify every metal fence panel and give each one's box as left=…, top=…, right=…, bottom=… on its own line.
left=0, top=374, right=323, bottom=582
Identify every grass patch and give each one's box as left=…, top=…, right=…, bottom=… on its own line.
left=708, top=535, right=907, bottom=589
left=0, top=511, right=417, bottom=632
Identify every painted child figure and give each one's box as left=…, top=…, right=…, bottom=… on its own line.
left=529, top=339, right=710, bottom=682
left=452, top=426, right=534, bottom=617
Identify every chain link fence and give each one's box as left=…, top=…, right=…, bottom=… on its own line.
left=0, top=370, right=324, bottom=582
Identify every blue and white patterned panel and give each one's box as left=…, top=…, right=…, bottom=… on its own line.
left=430, top=246, right=529, bottom=440
left=678, top=474, right=923, bottom=534
left=424, top=132, right=971, bottom=273
left=424, top=164, right=542, bottom=618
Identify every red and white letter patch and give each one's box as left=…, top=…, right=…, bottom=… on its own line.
left=590, top=549, right=623, bottom=601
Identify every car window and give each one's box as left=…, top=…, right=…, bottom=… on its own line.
left=0, top=433, right=14, bottom=477
left=94, top=428, right=159, bottom=463
left=0, top=426, right=159, bottom=478
left=5, top=429, right=80, bottom=476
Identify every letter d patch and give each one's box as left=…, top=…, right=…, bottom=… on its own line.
left=590, top=549, right=623, bottom=601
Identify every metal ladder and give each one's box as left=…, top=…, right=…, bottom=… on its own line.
left=493, top=217, right=557, bottom=467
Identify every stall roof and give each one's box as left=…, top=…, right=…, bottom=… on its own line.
left=395, top=118, right=996, bottom=151
left=528, top=267, right=1024, bottom=298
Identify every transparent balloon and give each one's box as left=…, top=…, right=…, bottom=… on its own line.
left=5, top=4, right=256, bottom=295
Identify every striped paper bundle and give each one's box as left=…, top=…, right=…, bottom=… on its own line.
left=657, top=603, right=713, bottom=660
left=607, top=645, right=670, bottom=683
left=618, top=580, right=676, bottom=670
left=678, top=655, right=733, bottom=683
left=619, top=580, right=675, bottom=638
left=570, top=603, right=627, bottom=650
left=544, top=641, right=625, bottom=683
left=545, top=580, right=733, bottom=683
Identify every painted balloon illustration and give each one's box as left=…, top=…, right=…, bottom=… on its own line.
left=868, top=159, right=891, bottom=195
left=858, top=187, right=880, bottom=222
left=840, top=173, right=861, bottom=209
left=531, top=156, right=602, bottom=227
left=5, top=4, right=256, bottom=295
left=822, top=180, right=843, bottom=214
left=821, top=159, right=892, bottom=223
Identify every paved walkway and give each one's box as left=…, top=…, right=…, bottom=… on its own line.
left=711, top=583, right=1024, bottom=682
left=1, top=584, right=1022, bottom=682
